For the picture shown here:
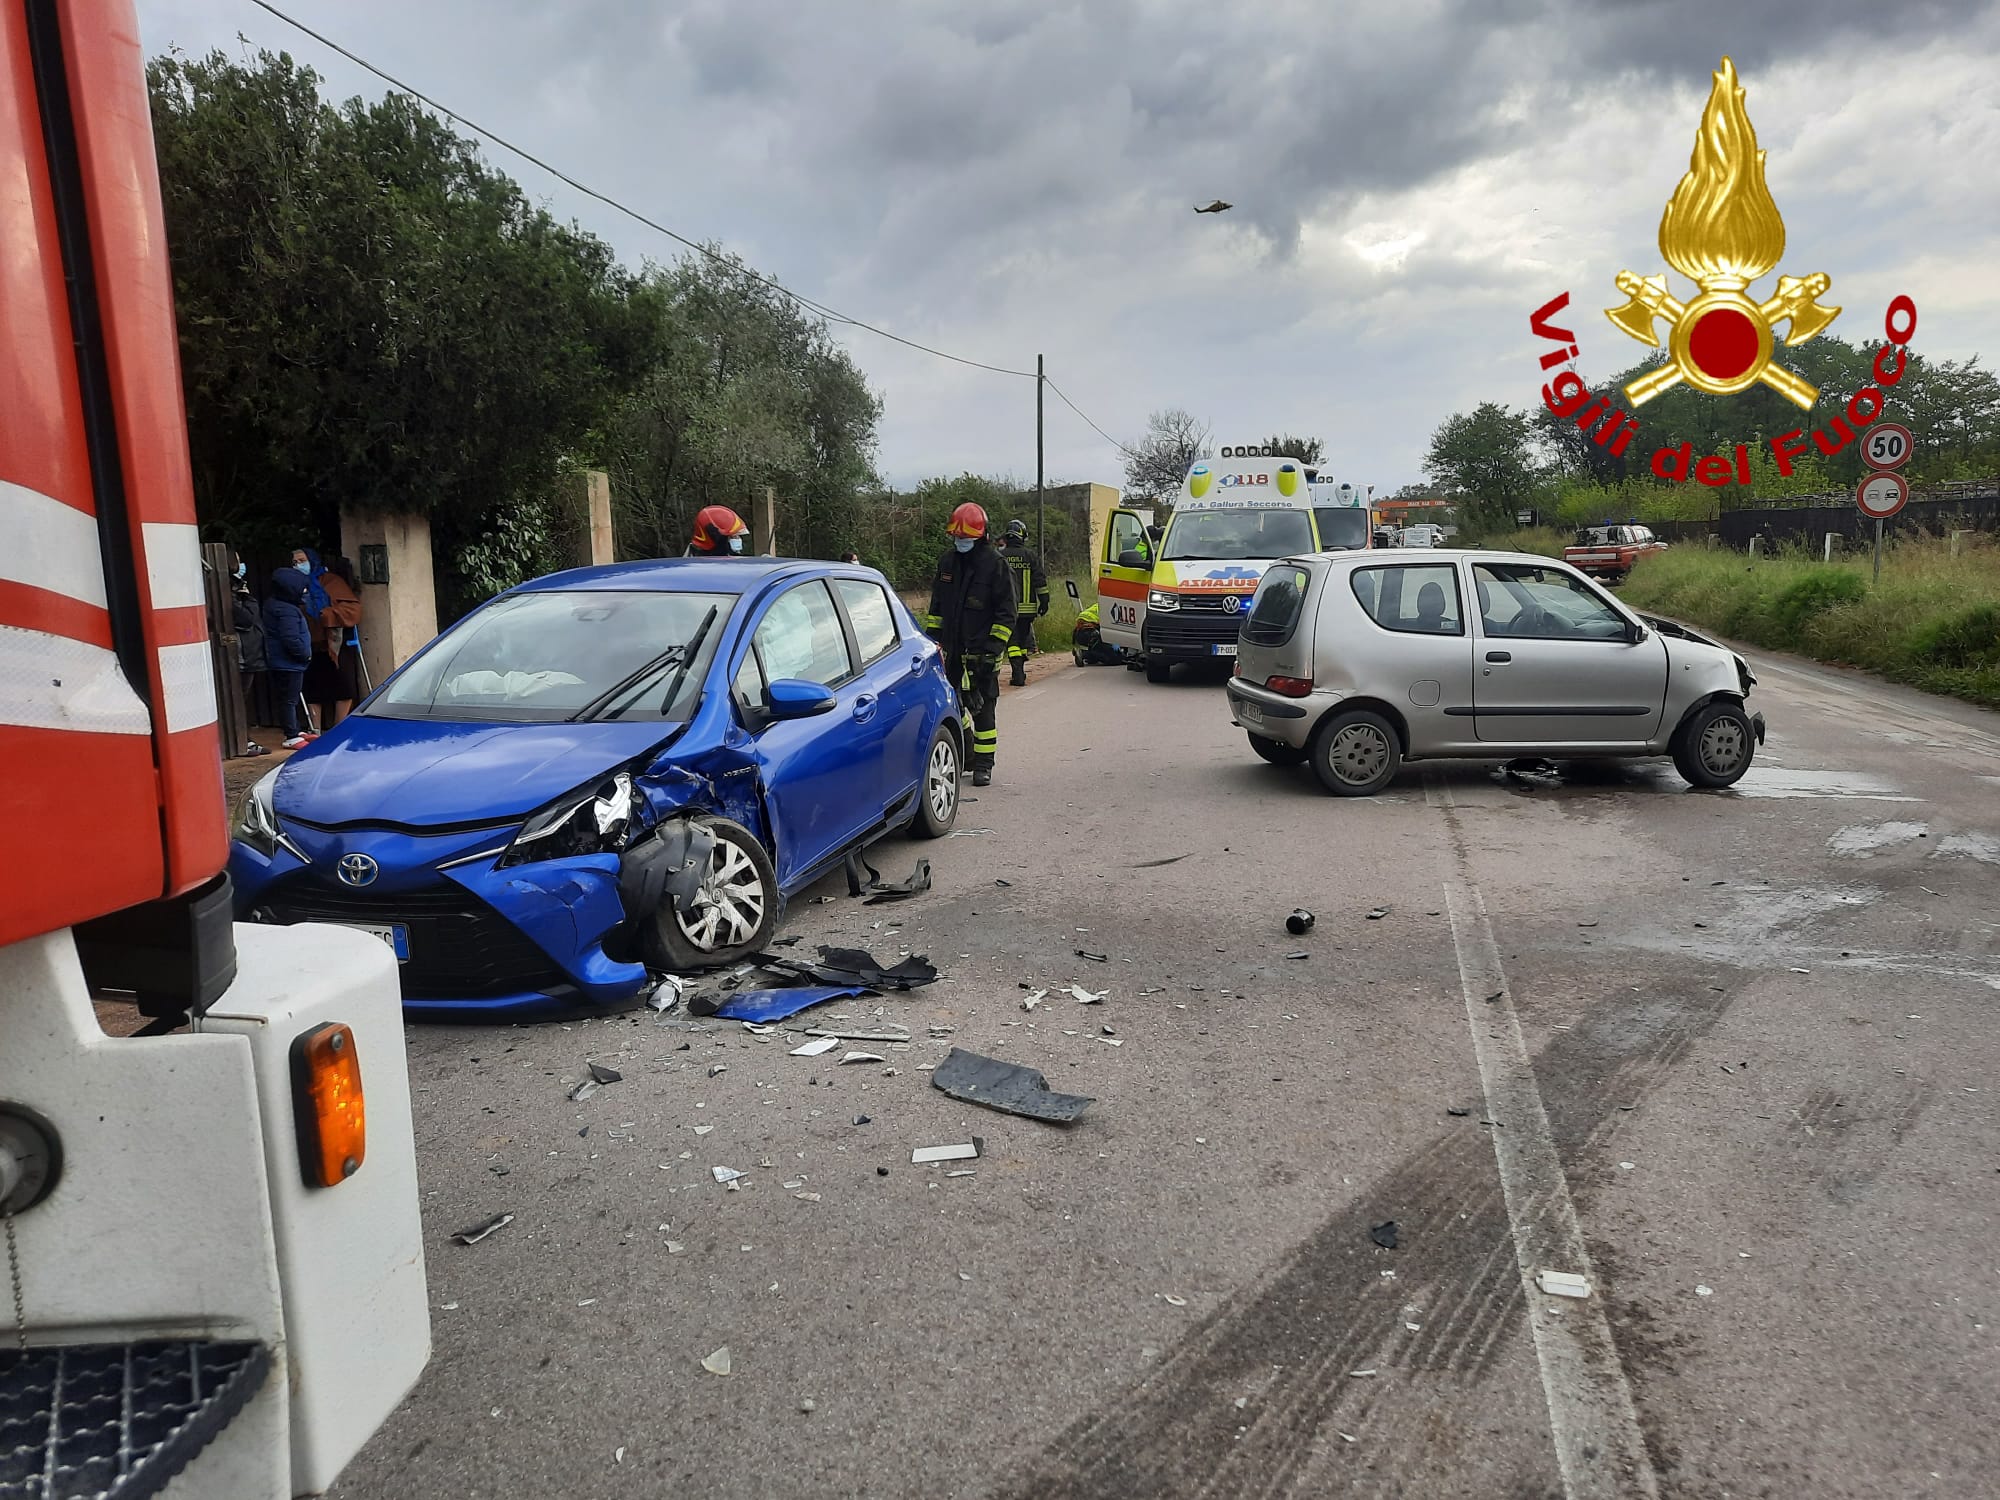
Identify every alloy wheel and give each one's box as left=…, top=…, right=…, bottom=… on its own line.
left=927, top=737, right=959, bottom=825
left=675, top=838, right=768, bottom=952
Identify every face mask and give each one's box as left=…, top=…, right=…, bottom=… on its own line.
left=293, top=561, right=311, bottom=574
left=953, top=537, right=975, bottom=553
left=234, top=562, right=247, bottom=580
left=727, top=536, right=744, bottom=554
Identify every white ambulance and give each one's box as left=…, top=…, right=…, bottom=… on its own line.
left=1097, top=452, right=1371, bottom=682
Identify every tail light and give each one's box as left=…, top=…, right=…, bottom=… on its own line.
left=1265, top=675, right=1313, bottom=698
left=291, top=1023, right=366, bottom=1187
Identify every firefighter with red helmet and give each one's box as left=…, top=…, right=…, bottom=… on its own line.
left=923, top=502, right=1016, bottom=785
left=686, top=505, right=751, bottom=556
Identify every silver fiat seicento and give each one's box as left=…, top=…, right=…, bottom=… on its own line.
left=1224, top=550, right=1765, bottom=796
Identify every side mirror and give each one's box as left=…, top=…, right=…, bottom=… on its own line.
left=1624, top=620, right=1647, bottom=645
left=1118, top=550, right=1150, bottom=569
left=765, top=678, right=838, bottom=721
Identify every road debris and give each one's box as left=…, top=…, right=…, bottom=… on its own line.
left=789, top=1035, right=840, bottom=1057
left=840, top=1051, right=885, bottom=1066
left=1504, top=757, right=1561, bottom=786
left=1366, top=906, right=1391, bottom=921
left=1349, top=1369, right=1376, bottom=1378
left=755, top=945, right=939, bottom=991
left=932, top=1047, right=1096, bottom=1123
left=945, top=828, right=992, bottom=838
left=614, top=1447, right=625, bottom=1464
left=715, top=985, right=869, bottom=1023
left=648, top=976, right=688, bottom=1012
left=692, top=1125, right=713, bottom=1136
left=1065, top=984, right=1106, bottom=1004
left=1369, top=1221, right=1399, bottom=1249
left=1447, top=1106, right=1471, bottom=1117
left=1129, top=853, right=1192, bottom=868
left=708, top=1064, right=727, bottom=1078
left=1021, top=988, right=1048, bottom=1012
left=799, top=1398, right=817, bottom=1413
left=1076, top=949, right=1109, bottom=963
left=567, top=1079, right=600, bottom=1102
left=1285, top=951, right=1309, bottom=961
left=1696, top=1284, right=1714, bottom=1297
left=452, top=1213, right=514, bottom=1246
left=803, top=1025, right=913, bottom=1043
left=853, top=1114, right=871, bottom=1125
left=711, top=1166, right=746, bottom=1184
left=994, top=878, right=1013, bottom=888
left=1537, top=1270, right=1592, bottom=1298
left=701, top=1347, right=733, bottom=1377
left=794, top=1191, right=821, bottom=1202
left=1286, top=908, right=1315, bottom=935
left=912, top=1141, right=984, bottom=1164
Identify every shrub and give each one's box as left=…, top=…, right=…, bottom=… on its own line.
left=1907, top=603, right=2000, bottom=669
left=1767, top=568, right=1867, bottom=643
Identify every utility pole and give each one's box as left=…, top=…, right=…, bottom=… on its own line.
left=1036, top=354, right=1045, bottom=558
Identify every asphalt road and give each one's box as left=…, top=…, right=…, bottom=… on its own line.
left=334, top=643, right=2000, bottom=1500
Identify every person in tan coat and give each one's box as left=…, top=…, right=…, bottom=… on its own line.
left=305, top=555, right=365, bottom=729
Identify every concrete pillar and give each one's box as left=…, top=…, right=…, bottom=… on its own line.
left=571, top=469, right=614, bottom=567
left=1748, top=535, right=1763, bottom=560
left=1823, top=532, right=1838, bottom=563
left=1951, top=530, right=1969, bottom=557
left=339, top=509, right=438, bottom=690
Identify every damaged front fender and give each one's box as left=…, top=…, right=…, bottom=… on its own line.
left=618, top=816, right=717, bottom=924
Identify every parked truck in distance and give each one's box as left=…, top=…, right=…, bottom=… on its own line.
left=1563, top=523, right=1666, bottom=583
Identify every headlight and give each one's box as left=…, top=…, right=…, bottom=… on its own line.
left=1147, top=589, right=1180, bottom=611
left=1735, top=654, right=1755, bottom=696
left=233, top=769, right=281, bottom=858
left=497, top=773, right=635, bottom=868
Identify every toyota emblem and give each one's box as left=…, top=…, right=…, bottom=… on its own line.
left=1221, top=595, right=1242, bottom=614
left=336, top=853, right=379, bottom=888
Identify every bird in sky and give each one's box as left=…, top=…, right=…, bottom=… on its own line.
left=1194, top=200, right=1233, bottom=214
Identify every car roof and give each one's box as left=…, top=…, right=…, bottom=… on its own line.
left=1297, top=549, right=1570, bottom=570
left=511, top=558, right=832, bottom=595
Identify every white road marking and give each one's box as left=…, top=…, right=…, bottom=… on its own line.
left=1427, top=776, right=1660, bottom=1500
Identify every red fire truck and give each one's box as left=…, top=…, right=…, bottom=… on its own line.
left=1, top=3, right=427, bottom=1493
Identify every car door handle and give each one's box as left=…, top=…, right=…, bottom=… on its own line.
left=1485, top=651, right=1512, bottom=663
left=853, top=692, right=878, bottom=724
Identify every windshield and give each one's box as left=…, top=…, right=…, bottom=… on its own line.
left=1163, top=508, right=1314, bottom=562
left=1313, top=507, right=1371, bottom=551
left=366, top=590, right=733, bottom=723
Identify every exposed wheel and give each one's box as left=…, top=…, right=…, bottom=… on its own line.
left=1248, top=732, right=1308, bottom=767
left=1672, top=700, right=1756, bottom=789
left=641, top=816, right=779, bottom=970
left=1144, top=659, right=1172, bottom=684
left=908, top=723, right=961, bottom=838
left=1310, top=709, right=1401, bottom=797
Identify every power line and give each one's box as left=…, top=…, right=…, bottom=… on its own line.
left=243, top=0, right=1038, bottom=380
left=1043, top=376, right=1142, bottom=461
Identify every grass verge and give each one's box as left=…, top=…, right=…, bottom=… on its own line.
left=1619, top=536, right=2000, bottom=710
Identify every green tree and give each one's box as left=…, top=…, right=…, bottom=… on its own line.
left=1425, top=402, right=1537, bottom=529
left=1261, top=433, right=1325, bottom=464
left=1124, top=409, right=1210, bottom=501
left=149, top=49, right=652, bottom=611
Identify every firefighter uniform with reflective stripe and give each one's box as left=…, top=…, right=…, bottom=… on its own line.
left=998, top=537, right=1049, bottom=686
left=923, top=537, right=1015, bottom=775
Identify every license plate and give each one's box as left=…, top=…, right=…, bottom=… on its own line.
left=1212, top=643, right=1238, bottom=657
left=1236, top=698, right=1263, bottom=724
left=342, top=922, right=409, bottom=962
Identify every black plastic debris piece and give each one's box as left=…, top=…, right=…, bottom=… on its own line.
left=1286, top=909, right=1315, bottom=936
left=1577, top=919, right=1599, bottom=929
left=675, top=1042, right=691, bottom=1052
left=1484, top=991, right=1504, bottom=1005
left=854, top=1114, right=871, bottom=1126
left=579, top=1127, right=589, bottom=1138
left=1128, top=853, right=1191, bottom=868
left=588, top=1062, right=623, bottom=1085
left=1447, top=1107, right=1471, bottom=1117
left=995, top=878, right=1013, bottom=888
left=452, top=1212, right=514, bottom=1246
left=877, top=1166, right=889, bottom=1176
left=1366, top=906, right=1390, bottom=921
left=1504, top=757, right=1562, bottom=786
left=1285, top=951, right=1309, bottom=961
left=844, top=850, right=933, bottom=903
left=749, top=945, right=940, bottom=992
left=1369, top=1220, right=1399, bottom=1250
left=932, top=1047, right=1095, bottom=1124
left=1076, top=949, right=1109, bottom=963
left=770, top=935, right=804, bottom=948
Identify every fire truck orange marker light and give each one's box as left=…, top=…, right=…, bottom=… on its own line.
left=290, top=1023, right=366, bottom=1187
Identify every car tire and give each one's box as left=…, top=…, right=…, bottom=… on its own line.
left=1672, top=700, right=1756, bottom=789
left=640, top=816, right=780, bottom=971
left=1309, top=709, right=1401, bottom=796
left=1144, top=660, right=1172, bottom=684
left=1247, top=732, right=1309, bottom=767
left=907, top=723, right=961, bottom=838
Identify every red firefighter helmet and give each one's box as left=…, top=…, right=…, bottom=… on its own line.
left=946, top=502, right=987, bottom=539
left=689, top=505, right=750, bottom=554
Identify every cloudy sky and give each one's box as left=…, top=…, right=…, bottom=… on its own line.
left=139, top=0, right=2000, bottom=492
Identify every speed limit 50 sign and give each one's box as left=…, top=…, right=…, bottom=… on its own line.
left=1862, top=423, right=1914, bottom=470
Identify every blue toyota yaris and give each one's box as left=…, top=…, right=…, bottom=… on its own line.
left=229, top=559, right=963, bottom=1018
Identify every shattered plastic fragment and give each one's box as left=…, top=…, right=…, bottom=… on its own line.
left=794, top=1192, right=821, bottom=1202
left=649, top=976, right=688, bottom=1012
left=839, top=1051, right=885, bottom=1065
left=702, top=1347, right=733, bottom=1377
left=1065, top=984, right=1106, bottom=1005
left=692, top=1125, right=713, bottom=1136
left=711, top=1166, right=746, bottom=1184
left=1696, top=1284, right=1714, bottom=1297
left=932, top=1048, right=1095, bottom=1123
left=452, top=1213, right=514, bottom=1246
left=1161, top=1294, right=1187, bottom=1307
left=1536, top=1270, right=1592, bottom=1299
left=790, top=1035, right=840, bottom=1057
left=708, top=1065, right=727, bottom=1078
left=1447, top=1107, right=1471, bottom=1117
left=716, top=986, right=869, bottom=1024
left=1021, top=988, right=1047, bottom=1012
left=804, top=1026, right=912, bottom=1042
left=567, top=1079, right=599, bottom=1103
left=1369, top=1221, right=1399, bottom=1250
left=911, top=1141, right=983, bottom=1164
left=1366, top=906, right=1391, bottom=921
left=1285, top=951, right=1309, bottom=961
left=1076, top=949, right=1109, bottom=963
left=587, top=1061, right=622, bottom=1085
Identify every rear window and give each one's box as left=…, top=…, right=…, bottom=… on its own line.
left=835, top=578, right=899, bottom=664
left=1313, top=508, right=1370, bottom=551
left=1242, top=565, right=1312, bottom=646
left=1351, top=564, right=1464, bottom=636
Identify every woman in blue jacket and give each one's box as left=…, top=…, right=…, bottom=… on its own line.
left=263, top=565, right=316, bottom=748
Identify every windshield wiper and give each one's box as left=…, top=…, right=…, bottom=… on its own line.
left=653, top=606, right=719, bottom=717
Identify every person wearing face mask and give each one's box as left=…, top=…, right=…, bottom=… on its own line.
left=686, top=506, right=751, bottom=556
left=263, top=563, right=317, bottom=748
left=922, top=503, right=1015, bottom=786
